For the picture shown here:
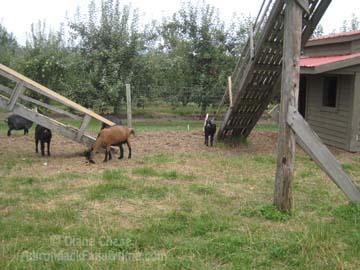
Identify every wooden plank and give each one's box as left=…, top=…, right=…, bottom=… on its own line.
left=228, top=76, right=233, bottom=107
left=126, top=84, right=132, bottom=128
left=250, top=27, right=255, bottom=60
left=312, top=57, right=360, bottom=74
left=0, top=64, right=114, bottom=126
left=76, top=114, right=92, bottom=141
left=0, top=84, right=82, bottom=120
left=296, top=0, right=310, bottom=13
left=274, top=0, right=303, bottom=213
left=0, top=94, right=95, bottom=147
left=7, top=82, right=24, bottom=111
left=301, top=0, right=332, bottom=47
left=255, top=64, right=282, bottom=72
left=287, top=106, right=360, bottom=202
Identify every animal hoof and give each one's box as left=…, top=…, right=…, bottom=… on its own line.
left=89, top=160, right=95, bottom=164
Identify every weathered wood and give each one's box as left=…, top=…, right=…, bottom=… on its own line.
left=218, top=0, right=285, bottom=139
left=218, top=0, right=331, bottom=140
left=7, top=82, right=24, bottom=111
left=274, top=0, right=304, bottom=213
left=76, top=114, right=92, bottom=141
left=287, top=106, right=360, bottom=202
left=250, top=27, right=255, bottom=60
left=0, top=94, right=95, bottom=147
left=255, top=64, right=282, bottom=72
left=126, top=84, right=132, bottom=128
left=304, top=74, right=353, bottom=151
left=295, top=0, right=310, bottom=13
left=0, top=84, right=82, bottom=120
left=301, top=0, right=332, bottom=47
left=310, top=57, right=360, bottom=74
left=228, top=76, right=233, bottom=107
left=0, top=64, right=114, bottom=126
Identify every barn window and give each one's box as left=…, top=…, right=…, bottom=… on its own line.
left=322, top=77, right=338, bottom=108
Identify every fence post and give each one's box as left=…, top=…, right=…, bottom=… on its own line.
left=126, top=84, right=132, bottom=128
left=274, top=0, right=304, bottom=213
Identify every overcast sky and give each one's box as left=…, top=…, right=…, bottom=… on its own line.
left=1, top=0, right=359, bottom=45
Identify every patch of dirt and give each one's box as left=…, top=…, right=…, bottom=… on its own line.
left=0, top=127, right=355, bottom=177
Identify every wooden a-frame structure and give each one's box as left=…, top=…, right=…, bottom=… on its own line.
left=0, top=63, right=115, bottom=147
left=217, top=0, right=360, bottom=212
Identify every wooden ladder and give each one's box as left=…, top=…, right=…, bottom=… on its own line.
left=218, top=0, right=332, bottom=139
left=0, top=63, right=115, bottom=147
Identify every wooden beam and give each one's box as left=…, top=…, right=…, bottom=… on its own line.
left=295, top=0, right=310, bottom=13
left=76, top=114, right=92, bottom=141
left=301, top=0, right=332, bottom=47
left=0, top=94, right=95, bottom=147
left=7, top=82, right=24, bottom=111
left=255, top=64, right=282, bottom=72
left=0, top=64, right=114, bottom=126
left=0, top=84, right=82, bottom=120
left=287, top=106, right=360, bottom=202
left=228, top=76, right=233, bottom=107
left=250, top=27, right=255, bottom=60
left=274, top=0, right=304, bottom=213
left=313, top=57, right=360, bottom=74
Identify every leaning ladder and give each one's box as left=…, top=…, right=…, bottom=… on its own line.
left=0, top=63, right=115, bottom=147
left=218, top=0, right=332, bottom=139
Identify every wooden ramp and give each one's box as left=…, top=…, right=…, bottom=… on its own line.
left=0, top=63, right=115, bottom=147
left=218, top=0, right=332, bottom=139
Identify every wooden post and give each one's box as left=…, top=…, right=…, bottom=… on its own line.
left=8, top=82, right=24, bottom=111
left=76, top=114, right=92, bottom=141
left=228, top=76, right=233, bottom=107
left=287, top=106, right=360, bottom=202
left=126, top=84, right=132, bottom=128
left=274, top=0, right=305, bottom=213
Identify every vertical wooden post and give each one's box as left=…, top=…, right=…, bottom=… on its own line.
left=126, top=84, right=132, bottom=128
left=76, top=114, right=92, bottom=141
left=8, top=82, right=24, bottom=111
left=274, top=0, right=305, bottom=213
left=228, top=76, right=233, bottom=107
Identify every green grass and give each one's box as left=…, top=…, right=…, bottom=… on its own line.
left=132, top=166, right=195, bottom=180
left=0, top=116, right=360, bottom=269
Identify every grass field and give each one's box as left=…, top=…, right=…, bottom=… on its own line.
left=0, top=115, right=359, bottom=269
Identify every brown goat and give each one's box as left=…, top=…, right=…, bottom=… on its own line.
left=85, top=125, right=135, bottom=164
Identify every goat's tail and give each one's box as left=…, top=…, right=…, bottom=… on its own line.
left=130, top=128, right=135, bottom=137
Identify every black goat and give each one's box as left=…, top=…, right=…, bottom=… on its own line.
left=204, top=118, right=216, bottom=147
left=6, top=114, right=33, bottom=136
left=101, top=114, right=122, bottom=130
left=35, top=125, right=52, bottom=156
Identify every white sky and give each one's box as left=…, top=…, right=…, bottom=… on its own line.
left=0, top=0, right=359, bottom=45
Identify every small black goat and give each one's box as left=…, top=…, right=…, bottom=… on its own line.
left=204, top=118, right=216, bottom=147
left=35, top=125, right=52, bottom=156
left=6, top=114, right=33, bottom=136
left=101, top=114, right=122, bottom=130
